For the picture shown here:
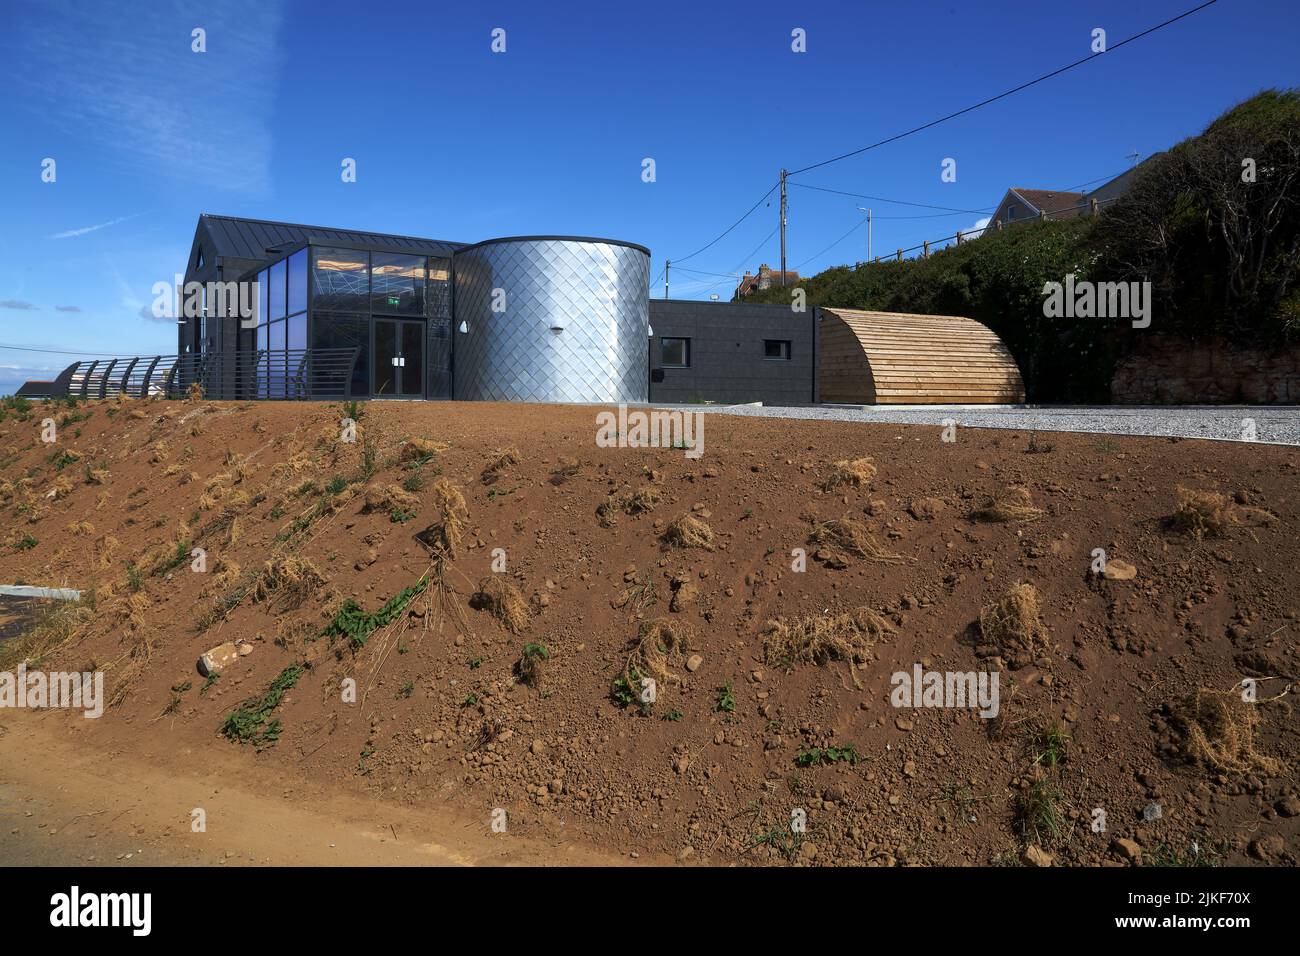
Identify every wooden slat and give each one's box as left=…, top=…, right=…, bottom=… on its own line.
left=818, top=307, right=1025, bottom=404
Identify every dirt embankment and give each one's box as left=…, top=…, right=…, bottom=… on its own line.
left=0, top=396, right=1297, bottom=867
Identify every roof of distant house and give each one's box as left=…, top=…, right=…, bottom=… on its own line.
left=736, top=263, right=801, bottom=297
left=1009, top=188, right=1087, bottom=218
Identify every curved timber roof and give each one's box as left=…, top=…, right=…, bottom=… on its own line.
left=818, top=308, right=1026, bottom=405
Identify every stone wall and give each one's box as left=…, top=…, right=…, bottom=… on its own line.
left=1110, top=336, right=1300, bottom=404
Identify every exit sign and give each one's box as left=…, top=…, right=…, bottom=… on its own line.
left=387, top=295, right=400, bottom=306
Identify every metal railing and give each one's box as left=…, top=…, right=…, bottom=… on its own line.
left=50, top=348, right=361, bottom=401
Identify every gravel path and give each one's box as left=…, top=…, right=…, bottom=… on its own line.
left=664, top=404, right=1300, bottom=445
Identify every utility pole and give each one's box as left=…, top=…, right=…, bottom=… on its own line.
left=779, top=169, right=788, bottom=287
left=664, top=260, right=669, bottom=299
left=858, top=206, right=873, bottom=262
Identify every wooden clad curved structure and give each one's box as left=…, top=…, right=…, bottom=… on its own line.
left=818, top=308, right=1025, bottom=405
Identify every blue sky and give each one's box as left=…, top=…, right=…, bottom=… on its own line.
left=1, top=0, right=1296, bottom=393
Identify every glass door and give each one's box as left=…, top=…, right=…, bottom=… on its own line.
left=400, top=321, right=424, bottom=397
left=373, top=318, right=424, bottom=398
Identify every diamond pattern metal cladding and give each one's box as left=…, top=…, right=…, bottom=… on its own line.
left=452, top=239, right=649, bottom=403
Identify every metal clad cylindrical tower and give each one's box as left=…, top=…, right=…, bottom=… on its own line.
left=451, top=237, right=650, bottom=403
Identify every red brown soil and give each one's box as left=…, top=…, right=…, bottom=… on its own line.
left=1, top=397, right=1298, bottom=867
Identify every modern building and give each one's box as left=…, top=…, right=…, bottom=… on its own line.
left=20, top=215, right=1026, bottom=408
left=180, top=215, right=650, bottom=403
left=648, top=300, right=817, bottom=405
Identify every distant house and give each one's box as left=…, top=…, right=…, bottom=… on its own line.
left=986, top=161, right=1154, bottom=232
left=735, top=263, right=800, bottom=299
left=988, top=188, right=1088, bottom=227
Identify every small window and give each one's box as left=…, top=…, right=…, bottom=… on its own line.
left=1007, top=204, right=1017, bottom=220
left=661, top=337, right=689, bottom=368
left=764, top=339, right=791, bottom=361
left=196, top=246, right=204, bottom=270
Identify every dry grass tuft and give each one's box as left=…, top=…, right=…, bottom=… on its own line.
left=47, top=475, right=73, bottom=500
left=0, top=600, right=94, bottom=670
left=95, top=535, right=120, bottom=568
left=86, top=468, right=110, bottom=486
left=1168, top=686, right=1283, bottom=775
left=66, top=520, right=94, bottom=536
left=661, top=513, right=716, bottom=550
left=820, top=456, right=877, bottom=492
left=1169, top=487, right=1234, bottom=538
left=471, top=576, right=530, bottom=634
left=623, top=618, right=694, bottom=692
left=400, top=437, right=449, bottom=462
left=972, top=485, right=1044, bottom=522
left=273, top=451, right=316, bottom=478
left=809, top=515, right=905, bottom=564
left=251, top=556, right=328, bottom=612
left=482, top=445, right=522, bottom=482
left=415, top=478, right=468, bottom=557
left=598, top=485, right=662, bottom=526
left=362, top=483, right=418, bottom=515
left=763, top=606, right=892, bottom=670
left=108, top=635, right=152, bottom=708
left=979, top=583, right=1048, bottom=663
left=213, top=558, right=243, bottom=590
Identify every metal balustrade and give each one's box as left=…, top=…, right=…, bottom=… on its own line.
left=47, top=348, right=361, bottom=401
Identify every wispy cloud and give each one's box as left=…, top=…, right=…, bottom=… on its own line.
left=55, top=305, right=83, bottom=312
left=963, top=216, right=991, bottom=240
left=10, top=1, right=284, bottom=194
left=50, top=214, right=141, bottom=239
left=139, top=305, right=174, bottom=324
left=1, top=300, right=38, bottom=310
left=0, top=363, right=57, bottom=398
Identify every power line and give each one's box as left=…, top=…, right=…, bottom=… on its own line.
left=787, top=1, right=1218, bottom=178
left=669, top=180, right=780, bottom=264
left=864, top=195, right=1120, bottom=264
left=0, top=343, right=128, bottom=357
left=1064, top=167, right=1132, bottom=192
left=662, top=0, right=1202, bottom=295
left=685, top=224, right=781, bottom=301
left=790, top=182, right=992, bottom=214
left=672, top=265, right=743, bottom=280
left=795, top=218, right=869, bottom=270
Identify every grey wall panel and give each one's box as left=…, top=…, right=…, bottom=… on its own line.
left=452, top=239, right=649, bottom=403
left=648, top=300, right=816, bottom=405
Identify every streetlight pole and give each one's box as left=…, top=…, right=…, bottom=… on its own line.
left=857, top=206, right=872, bottom=262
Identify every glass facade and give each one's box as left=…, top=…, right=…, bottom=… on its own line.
left=287, top=249, right=307, bottom=316
left=312, top=312, right=369, bottom=397
left=427, top=259, right=452, bottom=399
left=248, top=252, right=309, bottom=398
left=371, top=252, right=425, bottom=316
left=240, top=242, right=454, bottom=399
left=312, top=247, right=368, bottom=311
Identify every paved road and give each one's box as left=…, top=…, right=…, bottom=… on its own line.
left=666, top=404, right=1300, bottom=446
